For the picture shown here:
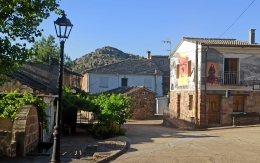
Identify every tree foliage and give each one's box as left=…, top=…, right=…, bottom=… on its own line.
left=62, top=86, right=90, bottom=111
left=0, top=0, right=61, bottom=85
left=90, top=93, right=134, bottom=139
left=0, top=89, right=49, bottom=133
left=61, top=87, right=134, bottom=138
left=92, top=93, right=133, bottom=126
left=29, top=35, right=74, bottom=68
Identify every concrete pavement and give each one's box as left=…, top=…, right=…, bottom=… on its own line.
left=1, top=117, right=260, bottom=163
left=111, top=118, right=260, bottom=163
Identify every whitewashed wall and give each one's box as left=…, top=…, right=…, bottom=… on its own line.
left=83, top=73, right=163, bottom=96
left=42, top=96, right=56, bottom=142
left=170, top=41, right=201, bottom=90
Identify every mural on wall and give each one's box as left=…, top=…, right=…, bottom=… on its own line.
left=240, top=55, right=260, bottom=80
left=178, top=53, right=188, bottom=86
left=206, top=62, right=218, bottom=86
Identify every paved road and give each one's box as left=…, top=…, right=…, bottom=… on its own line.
left=111, top=118, right=260, bottom=163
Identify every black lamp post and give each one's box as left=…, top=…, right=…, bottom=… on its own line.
left=51, top=13, right=73, bottom=163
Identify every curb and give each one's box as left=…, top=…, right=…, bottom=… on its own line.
left=95, top=141, right=128, bottom=163
left=181, top=124, right=260, bottom=131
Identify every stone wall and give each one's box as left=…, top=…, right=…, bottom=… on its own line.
left=0, top=78, right=34, bottom=94
left=231, top=113, right=260, bottom=125
left=0, top=118, right=16, bottom=157
left=0, top=131, right=16, bottom=157
left=12, top=105, right=39, bottom=156
left=128, top=89, right=156, bottom=120
left=169, top=90, right=195, bottom=121
left=163, top=117, right=194, bottom=129
left=169, top=89, right=260, bottom=128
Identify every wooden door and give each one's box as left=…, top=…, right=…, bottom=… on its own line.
left=233, top=96, right=245, bottom=112
left=177, top=95, right=180, bottom=118
left=208, top=96, right=221, bottom=124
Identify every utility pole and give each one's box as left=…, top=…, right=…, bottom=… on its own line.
left=204, top=46, right=209, bottom=127
left=163, top=39, right=171, bottom=55
left=195, top=41, right=198, bottom=127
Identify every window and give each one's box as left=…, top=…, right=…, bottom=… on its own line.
left=189, top=95, right=193, bottom=110
left=100, top=77, right=108, bottom=88
left=233, top=96, right=245, bottom=112
left=159, top=60, right=164, bottom=66
left=224, top=58, right=239, bottom=85
left=121, top=78, right=128, bottom=86
left=177, top=95, right=181, bottom=118
left=140, top=101, right=145, bottom=108
left=144, top=78, right=152, bottom=88
left=188, top=60, right=192, bottom=76
left=171, top=83, right=174, bottom=90
left=176, top=64, right=180, bottom=79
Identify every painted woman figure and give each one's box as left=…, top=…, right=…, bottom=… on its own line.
left=207, top=64, right=216, bottom=84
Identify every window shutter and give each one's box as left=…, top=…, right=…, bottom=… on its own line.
left=144, top=78, right=152, bottom=88
left=100, top=77, right=109, bottom=87
left=188, top=60, right=192, bottom=76
left=176, top=64, right=180, bottom=79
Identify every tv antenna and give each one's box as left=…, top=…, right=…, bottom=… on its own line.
left=162, top=39, right=171, bottom=55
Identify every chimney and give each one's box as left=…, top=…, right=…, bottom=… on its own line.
left=249, top=29, right=256, bottom=44
left=147, top=51, right=151, bottom=60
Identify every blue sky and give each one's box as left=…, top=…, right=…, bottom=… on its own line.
left=39, top=0, right=260, bottom=60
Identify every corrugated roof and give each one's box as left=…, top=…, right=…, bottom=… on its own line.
left=105, top=86, right=156, bottom=95
left=9, top=72, right=56, bottom=93
left=85, top=59, right=163, bottom=75
left=171, top=37, right=260, bottom=57
left=183, top=37, right=260, bottom=46
left=151, top=55, right=169, bottom=58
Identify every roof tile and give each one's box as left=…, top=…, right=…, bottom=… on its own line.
left=85, top=59, right=163, bottom=75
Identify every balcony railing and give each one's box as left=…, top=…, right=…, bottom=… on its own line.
left=218, top=71, right=244, bottom=85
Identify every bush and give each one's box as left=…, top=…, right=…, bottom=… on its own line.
left=92, top=93, right=134, bottom=126
left=92, top=122, right=127, bottom=139
left=0, top=89, right=49, bottom=133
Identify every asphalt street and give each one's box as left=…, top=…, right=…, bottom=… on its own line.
left=111, top=118, right=260, bottom=163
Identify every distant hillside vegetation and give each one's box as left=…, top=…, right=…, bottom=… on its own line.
left=71, top=46, right=145, bottom=73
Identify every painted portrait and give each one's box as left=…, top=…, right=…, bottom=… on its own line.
left=178, top=52, right=188, bottom=86
left=206, top=62, right=218, bottom=86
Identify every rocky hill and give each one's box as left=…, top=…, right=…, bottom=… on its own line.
left=71, top=46, right=145, bottom=73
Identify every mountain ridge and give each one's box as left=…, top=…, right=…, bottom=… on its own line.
left=71, top=46, right=145, bottom=73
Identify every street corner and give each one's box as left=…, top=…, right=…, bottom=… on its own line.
left=81, top=136, right=129, bottom=163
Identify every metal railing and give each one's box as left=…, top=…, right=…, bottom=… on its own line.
left=218, top=71, right=244, bottom=85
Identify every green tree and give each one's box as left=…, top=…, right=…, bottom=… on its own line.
left=0, top=0, right=61, bottom=85
left=29, top=35, right=74, bottom=68
left=0, top=89, right=49, bottom=133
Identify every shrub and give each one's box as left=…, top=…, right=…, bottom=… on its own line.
left=0, top=89, right=49, bottom=133
left=92, top=122, right=127, bottom=139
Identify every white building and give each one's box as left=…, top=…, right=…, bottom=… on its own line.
left=82, top=59, right=163, bottom=96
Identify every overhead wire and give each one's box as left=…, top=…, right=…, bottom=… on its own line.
left=218, top=0, right=256, bottom=38
left=171, top=0, right=256, bottom=56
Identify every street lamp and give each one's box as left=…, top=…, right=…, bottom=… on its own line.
left=51, top=13, right=73, bottom=163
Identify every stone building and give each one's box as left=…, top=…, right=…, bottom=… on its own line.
left=146, top=51, right=170, bottom=95
left=167, top=29, right=260, bottom=128
left=106, top=86, right=156, bottom=120
left=0, top=62, right=82, bottom=141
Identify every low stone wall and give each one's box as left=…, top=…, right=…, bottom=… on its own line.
left=129, top=89, right=155, bottom=120
left=163, top=117, right=194, bottom=130
left=13, top=105, right=39, bottom=156
left=0, top=131, right=16, bottom=157
left=231, top=113, right=260, bottom=126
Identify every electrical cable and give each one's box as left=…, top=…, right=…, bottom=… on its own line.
left=218, top=0, right=256, bottom=38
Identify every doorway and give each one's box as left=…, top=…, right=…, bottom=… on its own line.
left=208, top=96, right=221, bottom=125
left=177, top=95, right=181, bottom=118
